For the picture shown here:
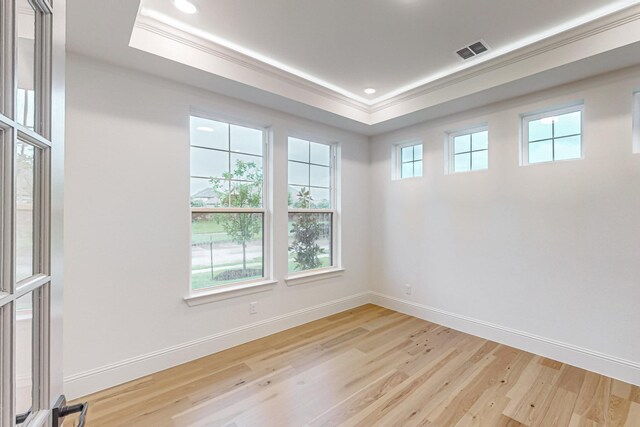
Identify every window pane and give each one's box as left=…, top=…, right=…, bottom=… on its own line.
left=190, top=146, right=228, bottom=179
left=310, top=164, right=330, bottom=188
left=414, top=160, right=423, bottom=177
left=454, top=153, right=471, bottom=172
left=471, top=150, right=489, bottom=170
left=230, top=124, right=262, bottom=156
left=16, top=293, right=33, bottom=418
left=16, top=140, right=35, bottom=282
left=554, top=111, right=581, bottom=138
left=190, top=117, right=229, bottom=150
left=401, top=146, right=414, bottom=162
left=229, top=180, right=263, bottom=208
left=472, top=131, right=489, bottom=150
left=191, top=213, right=264, bottom=290
left=310, top=142, right=331, bottom=166
left=190, top=177, right=221, bottom=207
left=288, top=213, right=332, bottom=273
left=16, top=0, right=36, bottom=129
left=529, top=140, right=553, bottom=164
left=288, top=137, right=309, bottom=162
left=554, top=135, right=581, bottom=160
left=309, top=187, right=331, bottom=209
left=401, top=162, right=414, bottom=178
left=230, top=152, right=263, bottom=176
left=288, top=185, right=307, bottom=208
left=454, top=135, right=471, bottom=154
left=528, top=118, right=553, bottom=142
left=288, top=161, right=309, bottom=186
left=413, top=144, right=423, bottom=160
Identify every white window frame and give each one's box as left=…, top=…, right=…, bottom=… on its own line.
left=633, top=91, right=640, bottom=154
left=286, top=136, right=342, bottom=285
left=521, top=103, right=584, bottom=165
left=186, top=115, right=275, bottom=305
left=393, top=140, right=423, bottom=180
left=445, top=124, right=489, bottom=174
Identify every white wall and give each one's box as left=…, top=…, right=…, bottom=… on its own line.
left=63, top=53, right=371, bottom=398
left=370, top=66, right=640, bottom=385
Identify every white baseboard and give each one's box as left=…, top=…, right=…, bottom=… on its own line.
left=63, top=292, right=370, bottom=399
left=370, top=292, right=640, bottom=386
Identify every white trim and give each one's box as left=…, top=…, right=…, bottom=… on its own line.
left=130, top=3, right=640, bottom=124
left=370, top=292, right=640, bottom=387
left=520, top=102, right=585, bottom=166
left=184, top=280, right=277, bottom=306
left=63, top=292, right=370, bottom=400
left=633, top=91, right=640, bottom=153
left=285, top=267, right=345, bottom=287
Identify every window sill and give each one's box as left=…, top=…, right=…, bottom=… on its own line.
left=184, top=279, right=277, bottom=307
left=285, top=268, right=345, bottom=287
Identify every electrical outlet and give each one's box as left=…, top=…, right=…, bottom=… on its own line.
left=249, top=302, right=258, bottom=314
left=405, top=284, right=412, bottom=295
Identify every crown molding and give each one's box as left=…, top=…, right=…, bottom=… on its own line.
left=130, top=3, right=640, bottom=126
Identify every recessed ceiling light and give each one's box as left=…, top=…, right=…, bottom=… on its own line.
left=364, top=88, right=376, bottom=95
left=173, top=0, right=197, bottom=14
left=196, top=126, right=214, bottom=132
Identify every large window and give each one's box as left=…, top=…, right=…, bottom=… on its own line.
left=448, top=127, right=488, bottom=173
left=522, top=105, right=583, bottom=164
left=396, top=142, right=423, bottom=179
left=287, top=137, right=336, bottom=274
left=190, top=116, right=267, bottom=291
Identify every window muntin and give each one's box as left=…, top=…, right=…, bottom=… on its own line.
left=189, top=116, right=267, bottom=291
left=522, top=106, right=583, bottom=164
left=398, top=143, right=423, bottom=179
left=449, top=128, right=488, bottom=173
left=633, top=92, right=640, bottom=154
left=287, top=137, right=336, bottom=274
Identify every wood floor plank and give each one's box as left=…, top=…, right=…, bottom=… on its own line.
left=66, top=305, right=640, bottom=427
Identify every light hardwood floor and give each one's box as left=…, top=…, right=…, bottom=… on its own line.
left=67, top=304, right=640, bottom=426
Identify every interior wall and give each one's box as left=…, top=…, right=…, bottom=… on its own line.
left=370, top=66, right=640, bottom=385
left=63, top=53, right=371, bottom=398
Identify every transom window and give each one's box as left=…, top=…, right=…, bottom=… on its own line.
left=287, top=137, right=336, bottom=274
left=448, top=127, right=488, bottom=173
left=397, top=143, right=423, bottom=179
left=522, top=105, right=583, bottom=164
left=189, top=116, right=268, bottom=291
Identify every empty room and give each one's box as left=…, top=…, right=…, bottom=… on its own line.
left=1, top=0, right=640, bottom=426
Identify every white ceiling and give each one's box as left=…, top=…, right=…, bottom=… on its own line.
left=67, top=0, right=640, bottom=135
left=138, top=0, right=640, bottom=103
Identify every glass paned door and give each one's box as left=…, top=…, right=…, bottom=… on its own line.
left=1, top=0, right=63, bottom=426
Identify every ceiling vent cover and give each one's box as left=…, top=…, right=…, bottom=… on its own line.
left=455, top=40, right=490, bottom=60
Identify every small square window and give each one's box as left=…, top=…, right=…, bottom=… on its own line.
left=521, top=105, right=583, bottom=165
left=447, top=127, right=489, bottom=174
left=395, top=142, right=423, bottom=179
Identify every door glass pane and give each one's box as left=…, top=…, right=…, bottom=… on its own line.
left=16, top=140, right=35, bottom=282
left=16, top=293, right=34, bottom=418
left=16, top=0, right=37, bottom=130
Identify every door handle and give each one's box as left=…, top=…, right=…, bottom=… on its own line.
left=52, top=395, right=89, bottom=427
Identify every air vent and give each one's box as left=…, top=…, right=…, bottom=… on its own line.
left=455, top=40, right=490, bottom=60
